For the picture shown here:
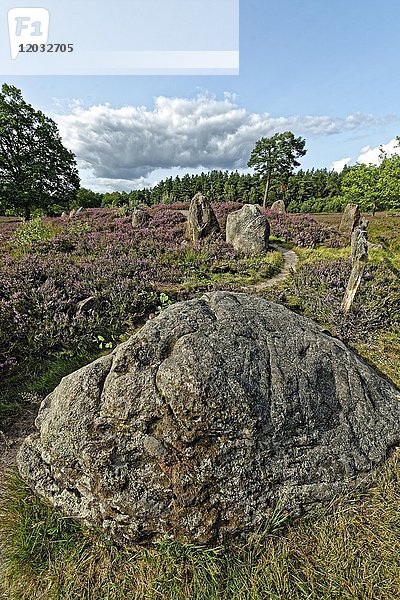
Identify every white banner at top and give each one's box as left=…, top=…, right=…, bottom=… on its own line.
left=1, top=0, right=239, bottom=75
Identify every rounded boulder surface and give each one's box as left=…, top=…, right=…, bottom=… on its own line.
left=17, top=292, right=400, bottom=545
left=226, top=204, right=270, bottom=255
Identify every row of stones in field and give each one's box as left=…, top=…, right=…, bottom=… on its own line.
left=63, top=197, right=364, bottom=256
left=132, top=194, right=362, bottom=255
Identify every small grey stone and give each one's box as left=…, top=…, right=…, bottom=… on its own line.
left=132, top=208, right=150, bottom=228
left=271, top=200, right=286, bottom=213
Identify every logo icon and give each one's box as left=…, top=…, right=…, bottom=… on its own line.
left=8, top=8, right=50, bottom=59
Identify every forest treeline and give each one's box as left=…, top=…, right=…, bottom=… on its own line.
left=77, top=156, right=400, bottom=214
left=1, top=85, right=399, bottom=217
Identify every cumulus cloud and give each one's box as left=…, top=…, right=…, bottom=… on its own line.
left=357, top=137, right=400, bottom=165
left=331, top=157, right=351, bottom=172
left=55, top=94, right=388, bottom=188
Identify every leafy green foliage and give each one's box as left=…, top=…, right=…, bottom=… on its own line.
left=0, top=84, right=80, bottom=220
left=97, top=335, right=114, bottom=350
left=13, top=216, right=55, bottom=249
left=247, top=132, right=307, bottom=207
left=342, top=152, right=400, bottom=213
left=342, top=163, right=381, bottom=213
left=26, top=161, right=398, bottom=216
left=75, top=187, right=103, bottom=209
left=155, top=292, right=173, bottom=314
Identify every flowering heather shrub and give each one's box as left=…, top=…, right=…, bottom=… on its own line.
left=264, top=210, right=345, bottom=248
left=271, top=259, right=400, bottom=342
left=0, top=251, right=162, bottom=375
left=0, top=218, right=22, bottom=243
left=213, top=202, right=244, bottom=230
left=210, top=203, right=344, bottom=248
left=0, top=205, right=348, bottom=388
left=164, top=201, right=190, bottom=211
left=0, top=207, right=230, bottom=379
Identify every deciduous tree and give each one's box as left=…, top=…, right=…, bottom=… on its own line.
left=0, top=84, right=80, bottom=219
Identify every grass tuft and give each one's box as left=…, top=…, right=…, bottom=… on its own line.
left=1, top=451, right=399, bottom=599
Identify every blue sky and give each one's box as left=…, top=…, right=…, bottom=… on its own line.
left=3, top=0, right=400, bottom=191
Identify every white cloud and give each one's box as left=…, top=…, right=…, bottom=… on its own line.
left=357, top=137, right=400, bottom=165
left=331, top=157, right=351, bottom=172
left=55, top=94, right=388, bottom=190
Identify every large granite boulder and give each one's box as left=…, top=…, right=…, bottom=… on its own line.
left=186, top=193, right=220, bottom=243
left=18, top=292, right=400, bottom=546
left=226, top=204, right=270, bottom=255
left=271, top=199, right=286, bottom=213
left=339, top=204, right=361, bottom=237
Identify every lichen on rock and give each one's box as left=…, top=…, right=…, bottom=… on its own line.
left=17, top=292, right=400, bottom=545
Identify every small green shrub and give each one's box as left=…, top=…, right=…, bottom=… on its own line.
left=13, top=217, right=55, bottom=249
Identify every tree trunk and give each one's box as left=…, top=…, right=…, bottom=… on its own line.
left=263, top=173, right=271, bottom=208
left=24, top=206, right=31, bottom=221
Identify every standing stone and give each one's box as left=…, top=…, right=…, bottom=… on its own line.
left=339, top=204, right=361, bottom=237
left=271, top=199, right=286, bottom=213
left=61, top=212, right=67, bottom=219
left=226, top=204, right=270, bottom=255
left=69, top=209, right=76, bottom=219
left=186, top=193, right=220, bottom=243
left=17, top=292, right=400, bottom=546
left=75, top=206, right=84, bottom=217
left=342, top=219, right=369, bottom=313
left=131, top=208, right=150, bottom=228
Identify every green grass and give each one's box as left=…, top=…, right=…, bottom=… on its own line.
left=1, top=451, right=399, bottom=599
left=0, top=351, right=103, bottom=425
left=157, top=250, right=285, bottom=294
left=1, top=211, right=399, bottom=599
left=353, top=330, right=400, bottom=388
left=314, top=212, right=400, bottom=268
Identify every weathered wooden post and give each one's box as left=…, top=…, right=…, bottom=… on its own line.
left=339, top=204, right=361, bottom=237
left=342, top=218, right=369, bottom=314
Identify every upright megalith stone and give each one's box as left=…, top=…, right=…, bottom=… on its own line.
left=17, top=292, right=400, bottom=546
left=226, top=204, right=270, bottom=255
left=342, top=219, right=369, bottom=313
left=186, top=193, right=220, bottom=243
left=131, top=208, right=150, bottom=228
left=271, top=199, right=286, bottom=213
left=339, top=204, right=361, bottom=237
